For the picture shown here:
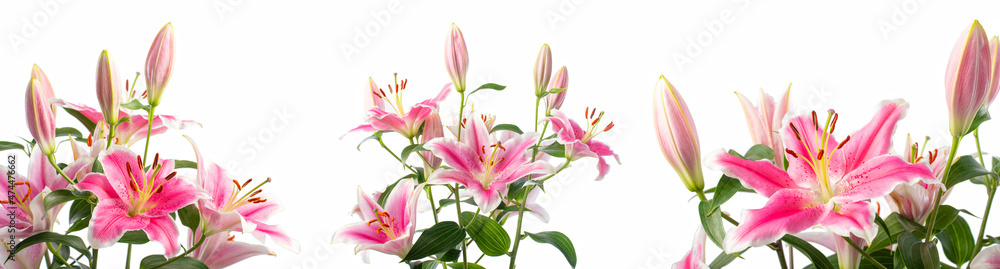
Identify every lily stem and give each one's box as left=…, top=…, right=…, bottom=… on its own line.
left=773, top=241, right=788, bottom=269
left=842, top=236, right=887, bottom=269
left=125, top=243, right=132, bottom=269
left=410, top=137, right=440, bottom=223
left=377, top=136, right=418, bottom=175
left=47, top=242, right=71, bottom=267
left=925, top=135, right=961, bottom=243
left=47, top=154, right=76, bottom=185
left=149, top=231, right=207, bottom=269
left=970, top=128, right=997, bottom=266
left=91, top=249, right=98, bottom=269
left=142, top=105, right=156, bottom=165
left=509, top=96, right=546, bottom=269
left=451, top=184, right=469, bottom=269
left=457, top=91, right=467, bottom=142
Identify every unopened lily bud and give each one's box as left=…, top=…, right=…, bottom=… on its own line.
left=945, top=20, right=991, bottom=137
left=533, top=44, right=552, bottom=97
left=444, top=24, right=469, bottom=93
left=145, top=22, right=175, bottom=107
left=546, top=66, right=569, bottom=113
left=986, top=36, right=1000, bottom=108
left=26, top=79, right=56, bottom=155
left=30, top=64, right=57, bottom=115
left=653, top=76, right=704, bottom=192
left=96, top=50, right=123, bottom=126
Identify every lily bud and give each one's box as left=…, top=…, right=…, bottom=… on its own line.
left=97, top=50, right=123, bottom=126
left=26, top=79, right=56, bottom=155
left=545, top=66, right=569, bottom=113
left=945, top=20, right=991, bottom=137
left=421, top=112, right=444, bottom=170
left=653, top=76, right=704, bottom=192
left=364, top=77, right=384, bottom=117
left=987, top=36, right=1000, bottom=108
left=444, top=24, right=469, bottom=93
left=145, top=22, right=175, bottom=107
left=30, top=64, right=57, bottom=115
left=533, top=44, right=552, bottom=97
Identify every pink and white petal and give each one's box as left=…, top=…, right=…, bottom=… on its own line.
left=736, top=92, right=768, bottom=146
left=564, top=141, right=597, bottom=161
left=830, top=100, right=908, bottom=178
left=672, top=227, right=709, bottom=269
left=201, top=163, right=233, bottom=211
left=144, top=175, right=204, bottom=216
left=383, top=179, right=416, bottom=224
left=428, top=83, right=453, bottom=105
left=782, top=115, right=836, bottom=186
left=252, top=222, right=300, bottom=253
left=461, top=114, right=493, bottom=157
left=496, top=161, right=554, bottom=186
left=356, top=186, right=383, bottom=221
left=426, top=169, right=477, bottom=187
left=236, top=195, right=283, bottom=222
left=710, top=152, right=800, bottom=197
left=794, top=231, right=839, bottom=251
left=493, top=132, right=542, bottom=172
left=89, top=199, right=150, bottom=248
left=203, top=208, right=246, bottom=234
left=1, top=243, right=44, bottom=269
left=28, top=147, right=59, bottom=192
left=358, top=234, right=412, bottom=259
left=144, top=215, right=181, bottom=256
left=332, top=222, right=386, bottom=246
left=723, top=189, right=830, bottom=253
left=593, top=156, right=612, bottom=181
left=832, top=155, right=934, bottom=204
left=545, top=110, right=583, bottom=143
left=52, top=99, right=104, bottom=124
left=63, top=157, right=93, bottom=185
left=368, top=110, right=411, bottom=135
left=467, top=184, right=504, bottom=213
left=198, top=235, right=274, bottom=269
left=820, top=201, right=878, bottom=242
left=77, top=173, right=121, bottom=201
left=971, top=244, right=1000, bottom=268
left=98, top=146, right=143, bottom=201
left=425, top=138, right=483, bottom=173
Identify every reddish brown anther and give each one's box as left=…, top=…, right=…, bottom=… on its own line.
left=164, top=171, right=177, bottom=181
left=785, top=149, right=799, bottom=159
left=129, top=180, right=139, bottom=192
left=604, top=122, right=615, bottom=132
left=242, top=179, right=253, bottom=189
left=829, top=113, right=839, bottom=134
left=817, top=149, right=825, bottom=161
left=232, top=179, right=242, bottom=190
left=836, top=136, right=851, bottom=149
left=227, top=235, right=236, bottom=241
left=136, top=155, right=144, bottom=171
left=87, top=134, right=93, bottom=147
left=811, top=111, right=819, bottom=130
left=789, top=123, right=802, bottom=140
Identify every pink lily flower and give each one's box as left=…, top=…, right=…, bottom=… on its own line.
left=736, top=86, right=790, bottom=166
left=671, top=227, right=709, bottom=269
left=971, top=244, right=1000, bottom=268
left=332, top=179, right=423, bottom=259
left=710, top=101, right=935, bottom=253
left=884, top=135, right=950, bottom=223
left=145, top=22, right=175, bottom=107
left=186, top=137, right=300, bottom=253
left=54, top=100, right=199, bottom=146
left=30, top=65, right=57, bottom=115
left=26, top=78, right=57, bottom=155
left=348, top=75, right=452, bottom=138
left=797, top=231, right=867, bottom=269
left=545, top=66, right=569, bottom=113
left=96, top=50, right=123, bottom=126
left=500, top=187, right=549, bottom=223
left=653, top=76, right=704, bottom=192
left=945, top=20, right=991, bottom=136
left=188, top=233, right=274, bottom=269
left=425, top=115, right=553, bottom=212
left=444, top=24, right=469, bottom=93
left=76, top=146, right=204, bottom=256
left=544, top=109, right=620, bottom=181
left=0, top=148, right=89, bottom=269
left=421, top=112, right=444, bottom=170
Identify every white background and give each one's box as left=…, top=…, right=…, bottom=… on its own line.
left=2, top=0, right=1000, bottom=268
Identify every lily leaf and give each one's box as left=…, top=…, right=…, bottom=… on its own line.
left=0, top=141, right=24, bottom=152
left=898, top=232, right=940, bottom=269
left=403, top=221, right=466, bottom=261
left=469, top=83, right=507, bottom=96
left=937, top=216, right=974, bottom=267
left=783, top=234, right=834, bottom=269
left=460, top=212, right=510, bottom=257
left=13, top=232, right=91, bottom=259
left=525, top=231, right=577, bottom=268
left=698, top=200, right=727, bottom=250
left=945, top=155, right=997, bottom=189
left=490, top=124, right=523, bottom=135
left=401, top=143, right=429, bottom=162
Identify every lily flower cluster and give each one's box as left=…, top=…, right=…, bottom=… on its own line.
left=660, top=20, right=1000, bottom=269
left=2, top=23, right=298, bottom=269
left=334, top=24, right=620, bottom=268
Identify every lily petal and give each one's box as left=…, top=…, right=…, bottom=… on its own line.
left=830, top=100, right=908, bottom=178
left=711, top=152, right=801, bottom=197
left=831, top=155, right=934, bottom=204
left=88, top=199, right=150, bottom=248
left=971, top=244, right=1000, bottom=268
left=144, top=215, right=181, bottom=256
left=819, top=201, right=878, bottom=241
left=723, top=189, right=830, bottom=253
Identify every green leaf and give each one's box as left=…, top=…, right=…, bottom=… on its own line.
left=698, top=200, right=727, bottom=250
left=55, top=127, right=84, bottom=141
left=121, top=99, right=150, bottom=111
left=741, top=144, right=775, bottom=162
left=446, top=263, right=486, bottom=269
left=708, top=249, right=745, bottom=269
left=540, top=143, right=566, bottom=158
left=468, top=83, right=507, bottom=96
left=177, top=204, right=200, bottom=232
left=548, top=88, right=566, bottom=94
left=417, top=261, right=439, bottom=269
left=0, top=141, right=24, bottom=152
left=490, top=124, right=523, bottom=135
left=13, top=232, right=91, bottom=259
left=937, top=216, right=974, bottom=267
left=709, top=175, right=741, bottom=212
left=438, top=198, right=476, bottom=208
left=898, top=231, right=941, bottom=269
left=378, top=178, right=405, bottom=207
left=356, top=131, right=389, bottom=151
left=460, top=212, right=510, bottom=256
left=525, top=231, right=577, bottom=268
left=439, top=248, right=461, bottom=262
left=506, top=178, right=530, bottom=202
left=63, top=107, right=97, bottom=133
left=403, top=221, right=466, bottom=261
left=43, top=189, right=92, bottom=211
left=66, top=199, right=93, bottom=233
left=119, top=230, right=150, bottom=244
left=931, top=205, right=960, bottom=233
left=139, top=255, right=209, bottom=269
left=945, top=155, right=997, bottom=189
left=868, top=214, right=905, bottom=254
left=401, top=143, right=429, bottom=162
left=173, top=160, right=197, bottom=169
left=783, top=234, right=834, bottom=269
left=963, top=106, right=991, bottom=136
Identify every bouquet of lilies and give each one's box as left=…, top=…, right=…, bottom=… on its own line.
left=334, top=24, right=620, bottom=268
left=2, top=23, right=298, bottom=269
left=660, top=20, right=1000, bottom=269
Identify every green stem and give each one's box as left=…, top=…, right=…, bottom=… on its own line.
left=926, top=135, right=962, bottom=242
left=457, top=91, right=467, bottom=142
left=971, top=185, right=997, bottom=265
left=508, top=187, right=528, bottom=269
left=90, top=249, right=98, bottom=269
left=451, top=184, right=468, bottom=269
left=46, top=242, right=71, bottom=267
left=47, top=154, right=76, bottom=185
left=125, top=243, right=132, bottom=269
left=509, top=96, right=547, bottom=269
left=142, top=106, right=156, bottom=164
left=409, top=136, right=440, bottom=223
left=843, top=236, right=887, bottom=269
left=377, top=136, right=418, bottom=175
left=148, top=232, right=207, bottom=269
left=774, top=242, right=788, bottom=269
left=536, top=161, right=571, bottom=184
